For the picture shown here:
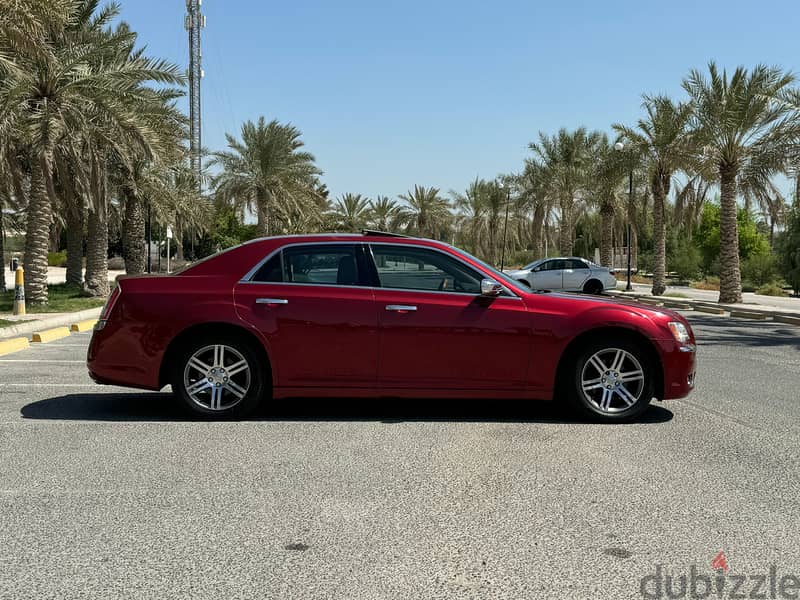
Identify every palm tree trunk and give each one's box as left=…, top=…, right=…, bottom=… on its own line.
left=174, top=215, right=184, bottom=261
left=256, top=194, right=269, bottom=237
left=122, top=190, right=146, bottom=275
left=85, top=203, right=109, bottom=297
left=65, top=199, right=84, bottom=285
left=0, top=196, right=5, bottom=291
left=599, top=199, right=614, bottom=267
left=651, top=177, right=667, bottom=297
left=559, top=195, right=573, bottom=255
left=49, top=219, right=61, bottom=253
left=531, top=203, right=544, bottom=258
left=718, top=165, right=742, bottom=303
left=23, top=155, right=51, bottom=304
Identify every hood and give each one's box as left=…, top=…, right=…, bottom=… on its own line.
left=542, top=291, right=688, bottom=324
left=504, top=268, right=529, bottom=277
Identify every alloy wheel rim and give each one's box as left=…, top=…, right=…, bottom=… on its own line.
left=183, top=344, right=251, bottom=411
left=580, top=348, right=645, bottom=414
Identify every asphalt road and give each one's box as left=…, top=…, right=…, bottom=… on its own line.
left=0, top=314, right=799, bottom=599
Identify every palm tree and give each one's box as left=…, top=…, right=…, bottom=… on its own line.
left=369, top=196, right=400, bottom=232
left=683, top=62, right=799, bottom=303
left=529, top=128, right=601, bottom=256
left=587, top=136, right=627, bottom=267
left=614, top=96, right=694, bottom=296
left=1, top=1, right=185, bottom=302
left=673, top=173, right=712, bottom=242
left=211, top=117, right=322, bottom=237
left=518, top=161, right=551, bottom=259
left=452, top=178, right=490, bottom=256
left=398, top=185, right=451, bottom=239
left=331, top=193, right=371, bottom=231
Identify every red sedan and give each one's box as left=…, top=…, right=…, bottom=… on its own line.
left=87, top=232, right=696, bottom=421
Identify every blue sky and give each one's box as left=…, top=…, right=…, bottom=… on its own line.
left=118, top=0, right=799, bottom=199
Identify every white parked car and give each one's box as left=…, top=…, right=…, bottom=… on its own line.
left=505, top=257, right=617, bottom=294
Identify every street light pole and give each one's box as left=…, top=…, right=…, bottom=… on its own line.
left=499, top=183, right=511, bottom=271
left=146, top=202, right=152, bottom=274
left=614, top=141, right=634, bottom=292
left=626, top=171, right=633, bottom=291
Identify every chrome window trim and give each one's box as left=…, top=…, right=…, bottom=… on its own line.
left=240, top=241, right=359, bottom=283
left=240, top=240, right=523, bottom=299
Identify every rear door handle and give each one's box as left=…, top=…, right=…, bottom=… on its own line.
left=385, top=305, right=417, bottom=312
left=256, top=298, right=288, bottom=305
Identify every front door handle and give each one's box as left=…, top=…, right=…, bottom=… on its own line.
left=256, top=298, right=288, bottom=305
left=385, top=304, right=417, bottom=312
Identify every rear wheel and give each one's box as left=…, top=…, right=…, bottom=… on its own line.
left=583, top=279, right=604, bottom=295
left=564, top=339, right=653, bottom=422
left=171, top=335, right=265, bottom=419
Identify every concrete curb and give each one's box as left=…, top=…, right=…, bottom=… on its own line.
left=609, top=292, right=800, bottom=326
left=0, top=307, right=102, bottom=340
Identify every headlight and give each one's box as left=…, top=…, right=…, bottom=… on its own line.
left=667, top=321, right=690, bottom=344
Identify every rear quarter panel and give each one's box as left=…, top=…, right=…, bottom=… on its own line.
left=90, top=275, right=245, bottom=390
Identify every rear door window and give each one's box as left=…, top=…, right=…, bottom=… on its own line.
left=282, top=245, right=361, bottom=286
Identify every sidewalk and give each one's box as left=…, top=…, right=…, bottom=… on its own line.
left=608, top=289, right=800, bottom=324
left=622, top=281, right=800, bottom=313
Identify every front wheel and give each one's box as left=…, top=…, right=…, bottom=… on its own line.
left=171, top=336, right=265, bottom=419
left=564, top=339, right=653, bottom=422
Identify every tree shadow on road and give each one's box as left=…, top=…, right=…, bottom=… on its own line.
left=20, top=392, right=673, bottom=425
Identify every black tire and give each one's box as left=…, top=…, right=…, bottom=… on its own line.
left=563, top=338, right=653, bottom=422
left=171, top=334, right=266, bottom=419
left=583, top=279, right=604, bottom=295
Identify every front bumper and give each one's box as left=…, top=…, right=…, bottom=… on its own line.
left=656, top=339, right=696, bottom=399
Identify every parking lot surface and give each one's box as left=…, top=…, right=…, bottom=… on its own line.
left=1, top=314, right=799, bottom=599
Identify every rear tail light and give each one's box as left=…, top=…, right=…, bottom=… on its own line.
left=95, top=284, right=121, bottom=330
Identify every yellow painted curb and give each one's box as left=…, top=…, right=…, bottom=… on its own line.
left=70, top=319, right=97, bottom=332
left=695, top=305, right=727, bottom=315
left=729, top=310, right=769, bottom=321
left=773, top=315, right=800, bottom=326
left=31, top=327, right=71, bottom=343
left=638, top=297, right=664, bottom=307
left=0, top=337, right=30, bottom=356
left=662, top=300, right=693, bottom=309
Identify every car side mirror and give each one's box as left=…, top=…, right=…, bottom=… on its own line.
left=480, top=278, right=503, bottom=297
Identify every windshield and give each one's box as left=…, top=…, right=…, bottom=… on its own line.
left=522, top=259, right=544, bottom=270
left=455, top=247, right=529, bottom=292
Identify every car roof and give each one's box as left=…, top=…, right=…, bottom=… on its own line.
left=240, top=232, right=449, bottom=247
left=527, top=256, right=588, bottom=265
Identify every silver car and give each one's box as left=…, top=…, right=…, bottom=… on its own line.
left=505, top=257, right=617, bottom=294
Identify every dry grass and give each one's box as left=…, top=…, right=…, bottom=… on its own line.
left=691, top=277, right=720, bottom=291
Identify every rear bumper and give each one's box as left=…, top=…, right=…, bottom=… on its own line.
left=656, top=339, right=696, bottom=399
left=87, top=322, right=163, bottom=391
